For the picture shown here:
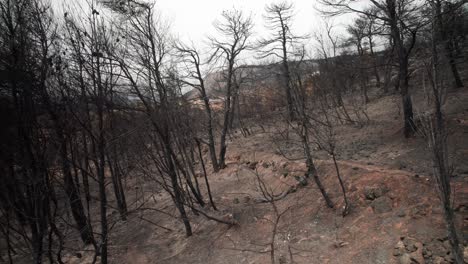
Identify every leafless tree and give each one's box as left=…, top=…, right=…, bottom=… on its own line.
left=209, top=8, right=254, bottom=169
left=417, top=2, right=464, bottom=262
left=258, top=1, right=308, bottom=121
left=176, top=43, right=220, bottom=172
left=318, top=0, right=424, bottom=137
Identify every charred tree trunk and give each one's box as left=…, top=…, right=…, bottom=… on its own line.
left=388, top=0, right=416, bottom=137
left=196, top=139, right=217, bottom=211
left=302, top=123, right=334, bottom=208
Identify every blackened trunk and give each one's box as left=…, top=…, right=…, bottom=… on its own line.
left=164, top=141, right=192, bottom=236
left=61, top=139, right=95, bottom=244
left=196, top=139, right=217, bottom=211
left=108, top=156, right=127, bottom=221
left=400, top=60, right=415, bottom=138
left=302, top=123, right=334, bottom=208
left=218, top=63, right=235, bottom=169
left=446, top=46, right=463, bottom=88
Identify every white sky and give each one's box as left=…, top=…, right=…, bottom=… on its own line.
left=51, top=0, right=359, bottom=62
left=156, top=0, right=355, bottom=50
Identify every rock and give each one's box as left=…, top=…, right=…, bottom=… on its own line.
left=394, top=240, right=406, bottom=256
left=294, top=175, right=308, bottom=187
left=409, top=242, right=425, bottom=264
left=242, top=196, right=251, bottom=203
left=442, top=240, right=451, bottom=252
left=443, top=253, right=453, bottom=263
left=248, top=161, right=258, bottom=170
left=433, top=256, right=448, bottom=264
left=410, top=204, right=430, bottom=218
left=426, top=240, right=448, bottom=257
left=423, top=248, right=432, bottom=258
left=371, top=196, right=393, bottom=213
left=397, top=208, right=407, bottom=217
left=262, top=162, right=270, bottom=168
left=233, top=198, right=240, bottom=204
left=399, top=253, right=412, bottom=264
left=364, top=185, right=389, bottom=200
left=404, top=237, right=418, bottom=253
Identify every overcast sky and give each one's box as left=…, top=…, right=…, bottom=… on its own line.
left=155, top=0, right=355, bottom=48
left=51, top=0, right=358, bottom=62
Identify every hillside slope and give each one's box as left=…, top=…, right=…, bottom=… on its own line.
left=65, top=89, right=468, bottom=264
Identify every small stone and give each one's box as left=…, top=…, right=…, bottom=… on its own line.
left=399, top=253, right=412, bottom=264
left=442, top=240, right=451, bottom=251
left=248, top=161, right=258, bottom=170
left=371, top=196, right=393, bottom=213
left=364, top=185, right=388, bottom=200
left=397, top=208, right=406, bottom=217
left=404, top=237, right=418, bottom=252
left=444, top=252, right=453, bottom=263
left=294, top=175, right=308, bottom=187
left=395, top=240, right=405, bottom=249
left=433, top=256, right=447, bottom=264
left=409, top=242, right=425, bottom=263
left=394, top=240, right=406, bottom=256
left=426, top=241, right=448, bottom=257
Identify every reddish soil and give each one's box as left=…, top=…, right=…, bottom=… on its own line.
left=63, top=89, right=468, bottom=264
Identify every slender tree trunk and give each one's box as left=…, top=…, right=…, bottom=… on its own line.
left=196, top=139, right=217, bottom=210
left=430, top=26, right=463, bottom=262
left=388, top=0, right=415, bottom=137
left=434, top=0, right=464, bottom=88
left=302, top=123, right=334, bottom=208
left=400, top=62, right=415, bottom=138
left=164, top=140, right=192, bottom=236
left=60, top=137, right=95, bottom=244
left=218, top=64, right=235, bottom=169
left=108, top=156, right=127, bottom=220
left=331, top=154, right=349, bottom=216
left=200, top=82, right=219, bottom=172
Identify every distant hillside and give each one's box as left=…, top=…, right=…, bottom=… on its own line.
left=184, top=60, right=319, bottom=101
